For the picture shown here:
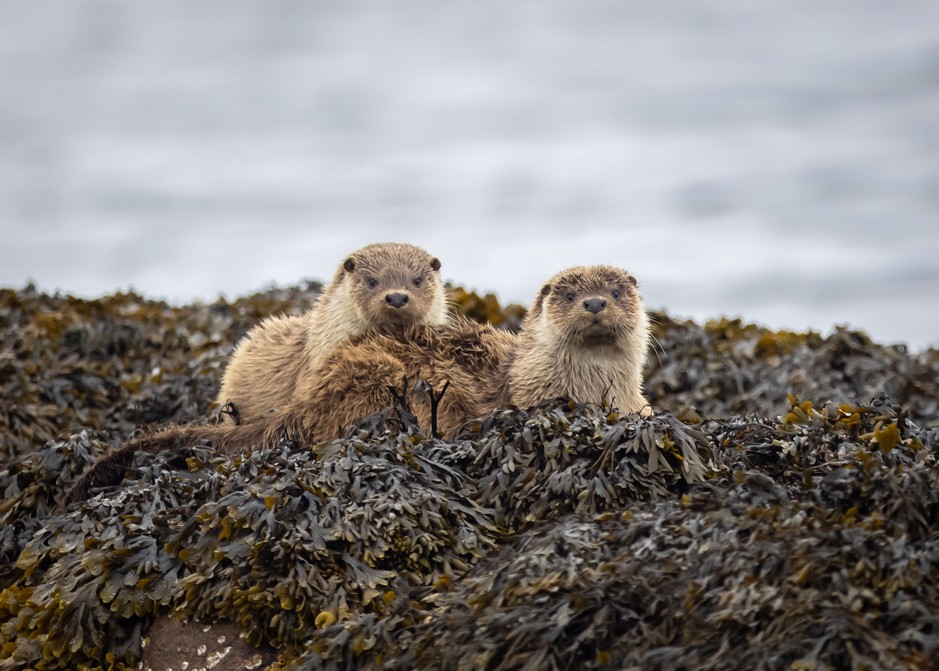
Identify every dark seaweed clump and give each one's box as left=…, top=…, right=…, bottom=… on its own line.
left=0, top=282, right=322, bottom=462
left=1, top=283, right=938, bottom=670
left=645, top=313, right=939, bottom=427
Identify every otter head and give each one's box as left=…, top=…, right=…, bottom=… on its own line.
left=338, top=242, right=447, bottom=330
left=532, top=265, right=644, bottom=348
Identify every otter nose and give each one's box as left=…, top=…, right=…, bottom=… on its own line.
left=385, top=292, right=409, bottom=308
left=583, top=298, right=607, bottom=314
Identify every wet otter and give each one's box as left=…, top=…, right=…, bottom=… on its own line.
left=504, top=265, right=651, bottom=415
left=216, top=242, right=448, bottom=424
left=64, top=265, right=651, bottom=503
left=295, top=264, right=653, bottom=435
left=96, top=316, right=515, bottom=459
left=227, top=315, right=516, bottom=443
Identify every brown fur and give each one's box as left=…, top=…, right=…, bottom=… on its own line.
left=504, top=265, right=652, bottom=415
left=112, top=316, right=515, bottom=458
left=215, top=242, right=448, bottom=424
left=282, top=315, right=516, bottom=439
left=62, top=317, right=513, bottom=507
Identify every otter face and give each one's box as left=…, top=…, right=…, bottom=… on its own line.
left=340, top=242, right=446, bottom=329
left=537, top=265, right=643, bottom=347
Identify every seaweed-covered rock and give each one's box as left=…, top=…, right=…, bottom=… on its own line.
left=167, top=434, right=501, bottom=649
left=1, top=283, right=938, bottom=670
left=646, top=313, right=939, bottom=426
left=1, top=439, right=219, bottom=669
left=441, top=403, right=714, bottom=530
left=0, top=431, right=110, bottom=584
left=0, top=283, right=322, bottom=463
left=0, top=400, right=710, bottom=670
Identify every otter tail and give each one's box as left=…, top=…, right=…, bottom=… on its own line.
left=61, top=418, right=287, bottom=508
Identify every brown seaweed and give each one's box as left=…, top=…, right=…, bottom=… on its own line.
left=1, top=283, right=938, bottom=670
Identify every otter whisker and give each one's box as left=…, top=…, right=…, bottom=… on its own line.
left=648, top=333, right=666, bottom=367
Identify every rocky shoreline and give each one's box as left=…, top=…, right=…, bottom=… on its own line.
left=1, top=284, right=937, bottom=669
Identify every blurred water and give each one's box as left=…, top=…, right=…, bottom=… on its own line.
left=1, top=1, right=938, bottom=349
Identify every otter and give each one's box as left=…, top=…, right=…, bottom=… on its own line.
left=503, top=265, right=652, bottom=415
left=64, top=265, right=651, bottom=504
left=100, top=316, right=515, bottom=457
left=294, top=264, right=652, bottom=435
left=215, top=242, right=448, bottom=424
left=232, top=314, right=516, bottom=442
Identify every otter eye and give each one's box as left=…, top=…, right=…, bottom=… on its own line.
left=413, top=277, right=422, bottom=288
left=612, top=290, right=621, bottom=299
left=367, top=278, right=378, bottom=289
left=566, top=292, right=575, bottom=302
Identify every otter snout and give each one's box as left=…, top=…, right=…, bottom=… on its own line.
left=583, top=297, right=607, bottom=314
left=385, top=292, right=410, bottom=308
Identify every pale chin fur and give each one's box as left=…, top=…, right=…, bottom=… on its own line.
left=529, top=306, right=648, bottom=411
left=421, top=286, right=449, bottom=326
left=306, top=281, right=368, bottom=367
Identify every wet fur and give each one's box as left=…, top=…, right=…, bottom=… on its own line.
left=505, top=265, right=651, bottom=415
left=216, top=242, right=448, bottom=424
left=187, top=317, right=513, bottom=447
left=62, top=316, right=515, bottom=506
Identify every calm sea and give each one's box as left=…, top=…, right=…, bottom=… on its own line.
left=2, top=1, right=938, bottom=349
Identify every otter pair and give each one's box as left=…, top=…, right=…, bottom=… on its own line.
left=217, top=242, right=650, bottom=438
left=65, top=243, right=651, bottom=503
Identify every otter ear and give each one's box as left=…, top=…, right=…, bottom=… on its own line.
left=540, top=283, right=552, bottom=297
left=343, top=257, right=356, bottom=273
left=430, top=257, right=441, bottom=272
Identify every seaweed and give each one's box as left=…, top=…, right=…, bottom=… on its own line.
left=1, top=283, right=938, bottom=670
left=646, top=312, right=939, bottom=427
left=0, top=283, right=323, bottom=463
